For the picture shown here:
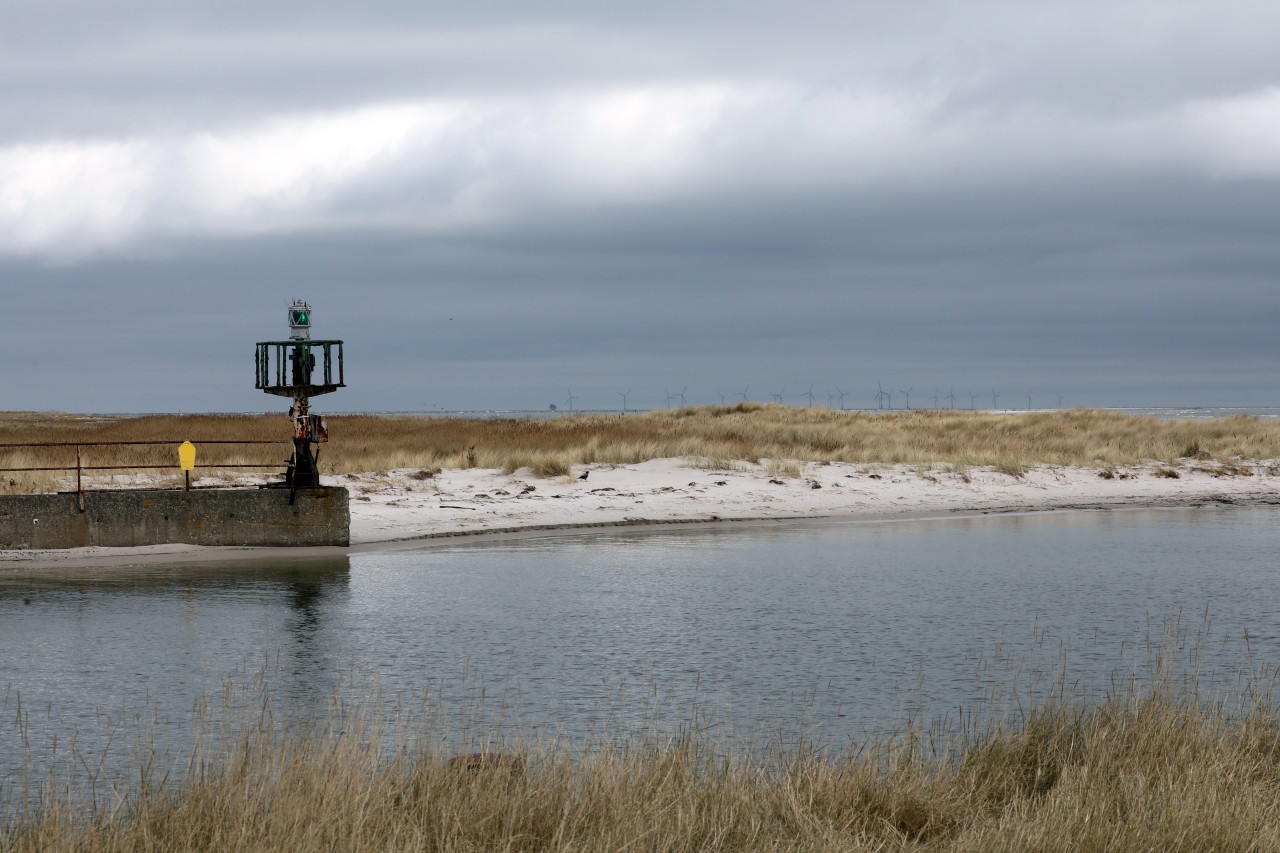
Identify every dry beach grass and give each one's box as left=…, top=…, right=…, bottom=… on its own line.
left=2, top=405, right=1278, bottom=492
left=7, top=645, right=1280, bottom=852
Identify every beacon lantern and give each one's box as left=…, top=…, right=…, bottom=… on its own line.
left=288, top=300, right=312, bottom=340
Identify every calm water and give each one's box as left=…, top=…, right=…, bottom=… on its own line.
left=3, top=506, right=1280, bottom=800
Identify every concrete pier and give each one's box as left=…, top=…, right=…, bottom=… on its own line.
left=0, top=488, right=349, bottom=549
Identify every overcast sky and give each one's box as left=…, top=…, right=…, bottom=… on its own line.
left=3, top=1, right=1279, bottom=413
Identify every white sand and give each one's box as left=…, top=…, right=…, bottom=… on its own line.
left=345, top=458, right=1278, bottom=543
left=3, top=458, right=1275, bottom=570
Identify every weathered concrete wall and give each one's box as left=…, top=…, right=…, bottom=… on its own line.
left=0, top=488, right=349, bottom=549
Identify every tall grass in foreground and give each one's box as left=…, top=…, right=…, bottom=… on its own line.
left=3, top=406, right=1280, bottom=492
left=7, top=634, right=1280, bottom=850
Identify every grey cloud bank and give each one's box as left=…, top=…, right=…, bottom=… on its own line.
left=2, top=2, right=1278, bottom=411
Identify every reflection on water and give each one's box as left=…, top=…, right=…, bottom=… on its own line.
left=0, top=557, right=353, bottom=797
left=4, top=507, right=1280, bottom=804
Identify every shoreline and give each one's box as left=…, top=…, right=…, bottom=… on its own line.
left=1, top=458, right=1275, bottom=571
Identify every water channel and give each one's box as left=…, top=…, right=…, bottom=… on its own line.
left=3, top=506, right=1280, bottom=803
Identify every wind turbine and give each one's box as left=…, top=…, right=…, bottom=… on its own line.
left=678, top=386, right=687, bottom=407
left=991, top=390, right=1000, bottom=410
left=877, top=382, right=889, bottom=410
left=738, top=386, right=750, bottom=402
left=947, top=388, right=956, bottom=410
left=1057, top=393, right=1066, bottom=408
left=564, top=389, right=577, bottom=413
left=826, top=390, right=836, bottom=408
left=770, top=388, right=785, bottom=404
left=719, top=393, right=726, bottom=405
left=899, top=387, right=913, bottom=410
left=617, top=390, right=631, bottom=413
left=802, top=384, right=816, bottom=407
left=931, top=389, right=939, bottom=409
left=836, top=387, right=849, bottom=410
left=1026, top=391, right=1032, bottom=411
left=969, top=392, right=979, bottom=410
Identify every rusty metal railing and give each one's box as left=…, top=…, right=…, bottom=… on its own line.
left=0, top=440, right=290, bottom=506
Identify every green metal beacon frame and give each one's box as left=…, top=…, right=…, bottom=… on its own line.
left=255, top=300, right=345, bottom=497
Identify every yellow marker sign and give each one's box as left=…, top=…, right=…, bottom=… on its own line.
left=179, top=441, right=197, bottom=471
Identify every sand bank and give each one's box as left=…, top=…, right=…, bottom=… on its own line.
left=2, top=458, right=1276, bottom=570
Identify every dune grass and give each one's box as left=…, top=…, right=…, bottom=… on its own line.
left=6, top=640, right=1280, bottom=851
left=2, top=405, right=1279, bottom=492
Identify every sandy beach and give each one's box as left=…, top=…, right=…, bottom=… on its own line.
left=2, top=458, right=1276, bottom=570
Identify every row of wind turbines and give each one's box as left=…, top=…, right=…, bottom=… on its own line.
left=872, top=384, right=1065, bottom=411
left=555, top=384, right=1067, bottom=413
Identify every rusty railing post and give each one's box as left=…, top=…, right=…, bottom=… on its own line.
left=76, top=446, right=85, bottom=512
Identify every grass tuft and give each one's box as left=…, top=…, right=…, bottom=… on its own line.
left=766, top=458, right=803, bottom=478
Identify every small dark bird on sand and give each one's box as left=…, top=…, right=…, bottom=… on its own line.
left=578, top=470, right=589, bottom=481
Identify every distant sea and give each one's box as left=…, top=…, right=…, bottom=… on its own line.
left=91, top=406, right=1280, bottom=421
left=1104, top=407, right=1280, bottom=420
left=356, top=406, right=1280, bottom=421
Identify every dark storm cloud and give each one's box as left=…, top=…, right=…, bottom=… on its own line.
left=2, top=1, right=1279, bottom=410
left=5, top=171, right=1278, bottom=411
